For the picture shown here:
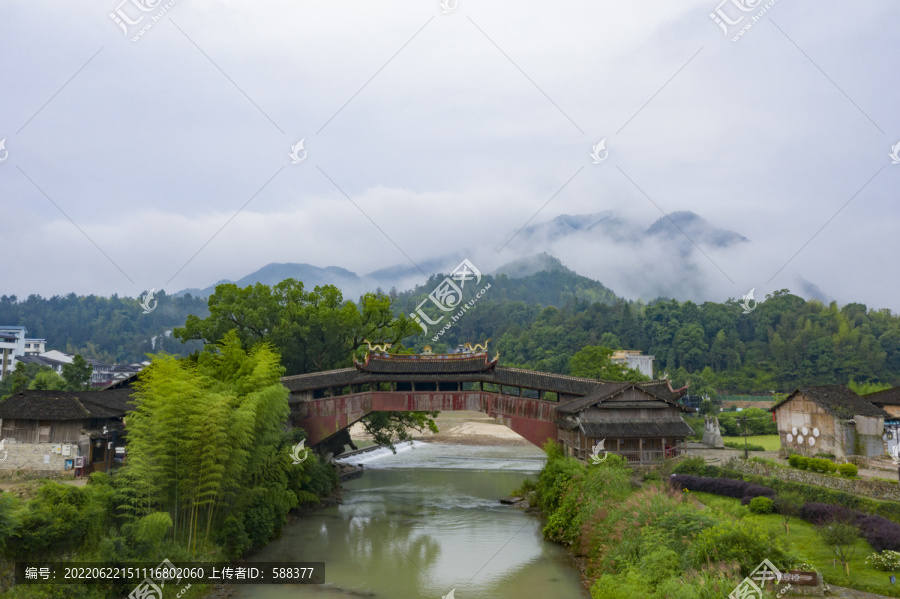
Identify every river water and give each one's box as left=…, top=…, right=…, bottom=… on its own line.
left=230, top=441, right=589, bottom=599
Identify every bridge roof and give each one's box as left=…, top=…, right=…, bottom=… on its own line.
left=355, top=352, right=497, bottom=374
left=279, top=363, right=674, bottom=399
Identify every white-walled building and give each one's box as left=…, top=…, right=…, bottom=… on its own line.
left=610, top=350, right=655, bottom=379
left=0, top=326, right=27, bottom=381
left=23, top=339, right=46, bottom=355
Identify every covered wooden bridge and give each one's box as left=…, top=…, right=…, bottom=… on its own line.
left=281, top=345, right=694, bottom=463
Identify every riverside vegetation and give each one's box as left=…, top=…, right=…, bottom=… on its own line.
left=520, top=445, right=900, bottom=598
left=0, top=334, right=338, bottom=599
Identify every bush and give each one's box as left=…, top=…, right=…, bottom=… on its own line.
left=866, top=550, right=900, bottom=572
left=642, top=471, right=663, bottom=482
left=800, top=502, right=854, bottom=525
left=838, top=463, right=858, bottom=477
left=857, top=515, right=900, bottom=552
left=724, top=441, right=765, bottom=451
left=807, top=457, right=836, bottom=473
left=788, top=454, right=802, bottom=468
left=688, top=518, right=794, bottom=576
left=749, top=496, right=774, bottom=514
left=673, top=456, right=708, bottom=476
left=670, top=474, right=774, bottom=501
left=705, top=464, right=900, bottom=524
left=796, top=456, right=809, bottom=469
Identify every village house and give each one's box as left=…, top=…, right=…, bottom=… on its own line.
left=555, top=379, right=694, bottom=464
left=0, top=389, right=132, bottom=474
left=862, top=386, right=900, bottom=456
left=770, top=385, right=888, bottom=459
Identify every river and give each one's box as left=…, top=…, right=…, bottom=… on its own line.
left=229, top=441, right=589, bottom=599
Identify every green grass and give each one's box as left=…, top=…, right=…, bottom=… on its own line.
left=721, top=435, right=781, bottom=451
left=690, top=492, right=900, bottom=597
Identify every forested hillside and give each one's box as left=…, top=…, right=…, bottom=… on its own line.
left=397, top=271, right=900, bottom=395
left=3, top=266, right=899, bottom=396
left=0, top=292, right=207, bottom=363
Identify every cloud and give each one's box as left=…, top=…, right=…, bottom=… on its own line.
left=0, top=0, right=898, bottom=311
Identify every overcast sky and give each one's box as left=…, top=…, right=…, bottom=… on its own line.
left=2, top=0, right=898, bottom=310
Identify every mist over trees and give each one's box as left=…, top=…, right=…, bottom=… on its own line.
left=3, top=268, right=900, bottom=395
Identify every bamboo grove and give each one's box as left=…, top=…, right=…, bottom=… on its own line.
left=113, top=331, right=334, bottom=557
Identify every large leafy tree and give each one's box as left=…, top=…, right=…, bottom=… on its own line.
left=61, top=355, right=93, bottom=390
left=174, top=279, right=435, bottom=450
left=175, top=280, right=419, bottom=373
left=569, top=345, right=649, bottom=382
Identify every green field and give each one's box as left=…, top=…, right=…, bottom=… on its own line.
left=691, top=491, right=900, bottom=597
left=722, top=435, right=781, bottom=451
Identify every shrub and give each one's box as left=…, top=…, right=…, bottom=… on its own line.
left=688, top=518, right=794, bottom=576
left=788, top=454, right=802, bottom=468
left=670, top=475, right=774, bottom=501
left=807, top=458, right=836, bottom=473
left=724, top=441, right=765, bottom=451
left=857, top=515, right=900, bottom=552
left=800, top=502, right=854, bottom=525
left=795, top=456, right=809, bottom=469
left=643, top=471, right=663, bottom=482
left=838, top=463, right=858, bottom=477
left=866, top=550, right=900, bottom=572
left=673, top=456, right=708, bottom=476
left=749, top=496, right=774, bottom=514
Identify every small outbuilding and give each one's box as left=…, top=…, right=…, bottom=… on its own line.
left=0, top=389, right=132, bottom=474
left=770, top=385, right=888, bottom=459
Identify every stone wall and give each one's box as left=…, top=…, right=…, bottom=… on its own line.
left=725, top=458, right=900, bottom=502
left=0, top=441, right=83, bottom=473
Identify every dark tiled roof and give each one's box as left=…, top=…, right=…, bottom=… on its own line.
left=15, top=355, right=67, bottom=368
left=580, top=418, right=695, bottom=438
left=356, top=353, right=496, bottom=374
left=282, top=368, right=363, bottom=391
left=773, top=385, right=889, bottom=420
left=555, top=382, right=631, bottom=413
left=490, top=368, right=600, bottom=395
left=640, top=379, right=689, bottom=402
left=864, top=387, right=900, bottom=407
left=556, top=381, right=689, bottom=414
left=281, top=365, right=607, bottom=397
left=0, top=389, right=134, bottom=420
left=598, top=400, right=671, bottom=409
